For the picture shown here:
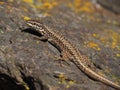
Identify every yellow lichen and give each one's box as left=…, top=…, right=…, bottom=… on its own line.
left=110, top=75, right=120, bottom=85
left=99, top=30, right=120, bottom=49
left=43, top=2, right=53, bottom=9
left=79, top=2, right=94, bottom=13
left=69, top=80, right=74, bottom=85
left=34, top=0, right=58, bottom=11
left=68, top=0, right=94, bottom=13
left=111, top=31, right=118, bottom=49
left=0, top=1, right=4, bottom=4
left=8, top=0, right=13, bottom=2
left=23, top=0, right=33, bottom=3
left=23, top=16, right=31, bottom=20
left=92, top=33, right=98, bottom=37
left=36, top=41, right=40, bottom=44
left=91, top=29, right=120, bottom=54
left=100, top=37, right=106, bottom=43
left=116, top=53, right=120, bottom=57
left=58, top=73, right=66, bottom=84
left=52, top=2, right=58, bottom=6
left=84, top=41, right=101, bottom=51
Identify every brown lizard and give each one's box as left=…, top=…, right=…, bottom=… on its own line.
left=26, top=19, right=120, bottom=90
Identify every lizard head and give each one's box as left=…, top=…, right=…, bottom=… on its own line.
left=26, top=20, right=46, bottom=35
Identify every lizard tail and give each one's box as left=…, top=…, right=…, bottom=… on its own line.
left=74, top=60, right=120, bottom=90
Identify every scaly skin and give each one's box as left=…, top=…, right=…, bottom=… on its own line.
left=26, top=20, right=120, bottom=90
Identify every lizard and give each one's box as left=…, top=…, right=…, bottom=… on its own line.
left=26, top=19, right=120, bottom=90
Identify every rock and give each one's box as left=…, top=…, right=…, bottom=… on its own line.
left=0, top=0, right=120, bottom=90
left=97, top=0, right=120, bottom=14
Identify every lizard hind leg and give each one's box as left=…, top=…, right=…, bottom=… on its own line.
left=54, top=51, right=73, bottom=66
left=80, top=55, right=96, bottom=71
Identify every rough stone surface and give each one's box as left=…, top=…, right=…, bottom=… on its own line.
left=97, top=0, right=120, bottom=14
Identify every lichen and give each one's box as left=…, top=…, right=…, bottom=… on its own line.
left=68, top=0, right=94, bottom=13
left=84, top=41, right=101, bottom=51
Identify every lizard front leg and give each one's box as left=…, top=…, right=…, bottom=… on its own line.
left=39, top=35, right=48, bottom=41
left=33, top=35, right=48, bottom=41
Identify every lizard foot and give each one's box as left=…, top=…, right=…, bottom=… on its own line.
left=54, top=56, right=70, bottom=67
